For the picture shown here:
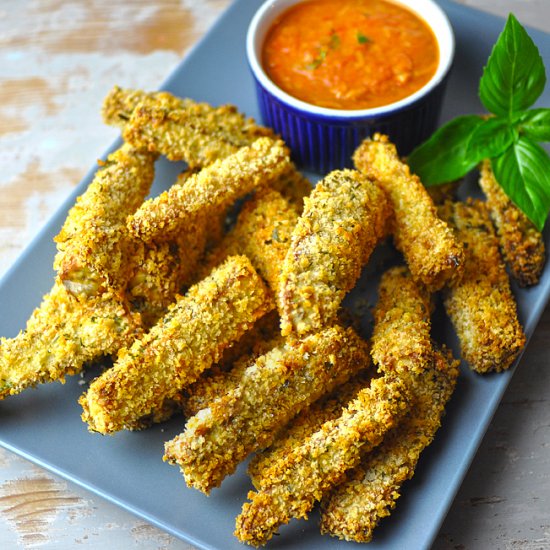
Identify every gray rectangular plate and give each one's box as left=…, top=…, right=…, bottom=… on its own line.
left=1, top=1, right=549, bottom=549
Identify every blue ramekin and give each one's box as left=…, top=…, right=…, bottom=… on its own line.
left=246, top=0, right=455, bottom=173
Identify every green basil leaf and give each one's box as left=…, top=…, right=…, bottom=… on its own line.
left=467, top=117, right=516, bottom=159
left=492, top=136, right=550, bottom=230
left=408, top=115, right=485, bottom=186
left=518, top=108, right=550, bottom=141
left=479, top=14, right=546, bottom=119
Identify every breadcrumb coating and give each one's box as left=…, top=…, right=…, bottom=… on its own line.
left=79, top=255, right=274, bottom=434
left=117, top=89, right=274, bottom=167
left=164, top=325, right=370, bottom=494
left=279, top=169, right=390, bottom=337
left=182, top=312, right=282, bottom=417
left=479, top=159, right=545, bottom=287
left=353, top=134, right=464, bottom=291
left=127, top=137, right=291, bottom=243
left=176, top=167, right=228, bottom=248
left=270, top=162, right=312, bottom=213
left=201, top=189, right=299, bottom=296
left=371, top=266, right=433, bottom=376
left=248, top=370, right=372, bottom=489
left=234, top=375, right=409, bottom=546
left=440, top=199, right=526, bottom=373
left=101, top=86, right=185, bottom=129
left=126, top=232, right=207, bottom=328
left=425, top=181, right=460, bottom=205
left=54, top=143, right=156, bottom=298
left=0, top=282, right=141, bottom=399
left=214, top=310, right=281, bottom=372
left=319, top=348, right=459, bottom=542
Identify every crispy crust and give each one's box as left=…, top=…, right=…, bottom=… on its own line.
left=164, top=325, right=370, bottom=494
left=115, top=89, right=273, bottom=167
left=101, top=86, right=186, bottom=128
left=319, top=348, right=459, bottom=542
left=234, top=375, right=409, bottom=546
left=440, top=199, right=526, bottom=373
left=425, top=181, right=460, bottom=205
left=79, top=255, right=274, bottom=434
left=247, top=369, right=373, bottom=489
left=279, top=169, right=391, bottom=337
left=182, top=312, right=283, bottom=418
left=371, top=265, right=433, bottom=376
left=0, top=282, right=141, bottom=399
left=353, top=134, right=464, bottom=291
left=479, top=159, right=545, bottom=287
left=270, top=162, right=312, bottom=213
left=53, top=144, right=155, bottom=298
left=126, top=232, right=208, bottom=328
left=127, top=137, right=291, bottom=243
left=201, top=189, right=299, bottom=296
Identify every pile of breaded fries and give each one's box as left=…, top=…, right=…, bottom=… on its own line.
left=0, top=86, right=545, bottom=546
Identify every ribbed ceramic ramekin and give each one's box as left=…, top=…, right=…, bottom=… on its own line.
left=246, top=0, right=455, bottom=173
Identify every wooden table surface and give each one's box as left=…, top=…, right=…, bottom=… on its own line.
left=0, top=1, right=548, bottom=549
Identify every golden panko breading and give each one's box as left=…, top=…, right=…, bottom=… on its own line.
left=0, top=281, right=141, bottom=399
left=440, top=199, right=526, bottom=373
left=248, top=370, right=372, bottom=489
left=164, top=325, right=370, bottom=494
left=371, top=265, right=433, bottom=376
left=117, top=89, right=274, bottom=167
left=479, top=159, right=545, bottom=287
left=79, top=255, right=274, bottom=434
left=319, top=347, right=459, bottom=542
left=54, top=143, right=156, bottom=298
left=425, top=180, right=460, bottom=205
left=126, top=231, right=208, bottom=328
left=101, top=86, right=185, bottom=128
left=214, top=309, right=281, bottom=371
left=176, top=166, right=228, bottom=248
left=201, top=189, right=299, bottom=296
left=182, top=313, right=283, bottom=417
left=234, top=376, right=409, bottom=546
left=127, top=137, right=291, bottom=243
left=353, top=134, right=464, bottom=291
left=270, top=162, right=312, bottom=213
left=279, top=169, right=391, bottom=337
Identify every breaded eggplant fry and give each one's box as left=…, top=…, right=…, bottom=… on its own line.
left=248, top=370, right=372, bottom=489
left=353, top=134, right=464, bottom=291
left=127, top=137, right=291, bottom=243
left=279, top=169, right=390, bottom=337
left=201, top=189, right=299, bottom=295
left=0, top=282, right=141, bottom=399
left=440, top=199, right=526, bottom=373
left=479, top=159, right=545, bottom=287
left=54, top=143, right=156, bottom=298
left=234, top=376, right=409, bottom=546
left=164, top=325, right=370, bottom=494
left=120, top=91, right=273, bottom=167
left=319, top=348, right=459, bottom=542
left=371, top=265, right=433, bottom=376
left=79, top=255, right=274, bottom=434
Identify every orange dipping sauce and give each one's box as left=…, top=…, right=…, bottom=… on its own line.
left=262, top=0, right=439, bottom=110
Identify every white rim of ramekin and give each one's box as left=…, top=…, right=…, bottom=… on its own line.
left=246, top=0, right=455, bottom=118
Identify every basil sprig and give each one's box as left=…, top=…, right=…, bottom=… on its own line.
left=408, top=14, right=550, bottom=230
